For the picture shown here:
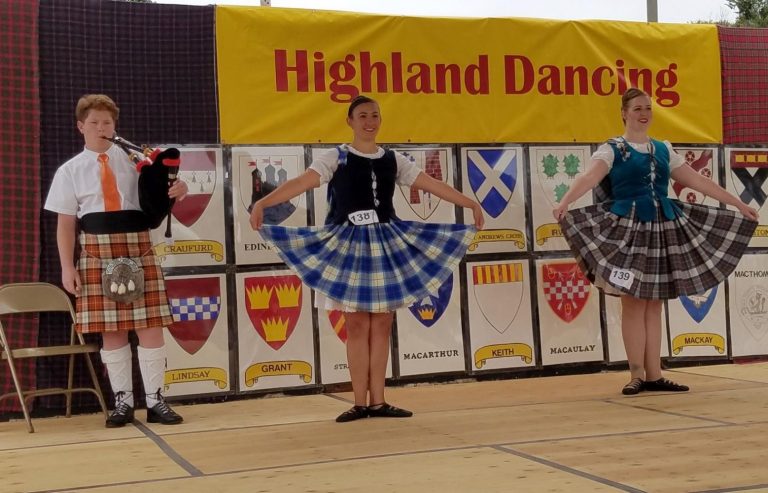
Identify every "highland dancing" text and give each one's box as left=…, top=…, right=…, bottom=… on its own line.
left=274, top=50, right=680, bottom=106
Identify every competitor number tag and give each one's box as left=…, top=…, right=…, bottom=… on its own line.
left=348, top=209, right=380, bottom=225
left=609, top=268, right=635, bottom=289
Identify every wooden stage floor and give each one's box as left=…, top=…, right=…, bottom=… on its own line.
left=2, top=363, right=768, bottom=493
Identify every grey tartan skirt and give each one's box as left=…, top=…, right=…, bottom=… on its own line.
left=559, top=200, right=757, bottom=299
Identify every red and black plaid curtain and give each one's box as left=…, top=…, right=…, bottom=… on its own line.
left=719, top=26, right=768, bottom=144
left=0, top=0, right=41, bottom=413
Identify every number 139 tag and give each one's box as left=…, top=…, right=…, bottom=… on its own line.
left=609, top=268, right=635, bottom=289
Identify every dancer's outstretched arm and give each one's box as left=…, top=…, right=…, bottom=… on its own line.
left=552, top=159, right=609, bottom=221
left=671, top=164, right=758, bottom=220
left=250, top=170, right=321, bottom=229
left=411, top=172, right=484, bottom=229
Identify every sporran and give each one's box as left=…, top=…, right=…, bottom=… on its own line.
left=101, top=257, right=145, bottom=303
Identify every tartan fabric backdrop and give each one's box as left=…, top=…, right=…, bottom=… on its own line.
left=0, top=0, right=40, bottom=414
left=37, top=0, right=218, bottom=412
left=718, top=26, right=768, bottom=144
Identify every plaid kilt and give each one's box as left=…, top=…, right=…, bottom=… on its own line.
left=560, top=200, right=757, bottom=299
left=76, top=231, right=173, bottom=333
left=260, top=220, right=476, bottom=313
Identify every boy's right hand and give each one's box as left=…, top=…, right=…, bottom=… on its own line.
left=62, top=265, right=81, bottom=296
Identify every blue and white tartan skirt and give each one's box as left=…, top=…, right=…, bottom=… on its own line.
left=260, top=220, right=476, bottom=313
left=559, top=200, right=756, bottom=299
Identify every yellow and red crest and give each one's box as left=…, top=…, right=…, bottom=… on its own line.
left=328, top=310, right=348, bottom=343
left=244, top=275, right=302, bottom=350
left=471, top=262, right=525, bottom=334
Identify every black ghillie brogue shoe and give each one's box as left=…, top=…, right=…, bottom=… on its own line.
left=643, top=378, right=689, bottom=392
left=335, top=405, right=369, bottom=423
left=367, top=403, right=413, bottom=418
left=146, top=391, right=183, bottom=425
left=105, top=391, right=134, bottom=428
left=622, top=378, right=645, bottom=395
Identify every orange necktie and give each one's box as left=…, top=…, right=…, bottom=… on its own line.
left=98, top=153, right=121, bottom=212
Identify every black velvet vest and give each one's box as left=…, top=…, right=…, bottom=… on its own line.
left=325, top=148, right=398, bottom=225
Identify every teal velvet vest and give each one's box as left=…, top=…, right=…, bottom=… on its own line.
left=605, top=137, right=681, bottom=222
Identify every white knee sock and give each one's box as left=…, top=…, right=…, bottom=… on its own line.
left=100, top=344, right=134, bottom=408
left=137, top=345, right=167, bottom=408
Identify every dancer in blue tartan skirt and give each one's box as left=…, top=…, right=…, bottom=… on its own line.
left=554, top=88, right=758, bottom=396
left=250, top=95, right=484, bottom=422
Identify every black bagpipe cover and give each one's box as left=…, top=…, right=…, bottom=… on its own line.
left=138, top=148, right=180, bottom=229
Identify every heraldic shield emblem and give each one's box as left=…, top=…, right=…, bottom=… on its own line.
left=173, top=150, right=217, bottom=227
left=471, top=263, right=524, bottom=334
left=165, top=277, right=220, bottom=355
left=730, top=149, right=768, bottom=210
left=679, top=286, right=718, bottom=324
left=328, top=310, right=347, bottom=343
left=535, top=150, right=584, bottom=209
left=739, top=285, right=768, bottom=341
left=240, top=154, right=301, bottom=224
left=672, top=149, right=714, bottom=204
left=407, top=274, right=453, bottom=328
left=398, top=149, right=448, bottom=220
left=244, top=275, right=302, bottom=350
left=466, top=149, right=517, bottom=218
left=541, top=263, right=590, bottom=323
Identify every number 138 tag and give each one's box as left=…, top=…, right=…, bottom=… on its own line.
left=348, top=209, right=380, bottom=225
left=609, top=268, right=635, bottom=289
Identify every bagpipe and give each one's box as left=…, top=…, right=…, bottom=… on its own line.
left=103, top=135, right=181, bottom=239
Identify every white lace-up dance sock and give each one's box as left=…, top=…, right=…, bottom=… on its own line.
left=137, top=345, right=168, bottom=408
left=100, top=344, right=134, bottom=408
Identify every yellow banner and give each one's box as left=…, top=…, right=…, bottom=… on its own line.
left=164, top=367, right=228, bottom=389
left=244, top=360, right=313, bottom=386
left=217, top=7, right=722, bottom=144
left=536, top=223, right=563, bottom=245
left=671, top=333, right=725, bottom=355
left=468, top=229, right=525, bottom=251
left=474, top=343, right=533, bottom=368
left=153, top=240, right=224, bottom=262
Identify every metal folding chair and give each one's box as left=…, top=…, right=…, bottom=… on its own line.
left=0, top=282, right=107, bottom=432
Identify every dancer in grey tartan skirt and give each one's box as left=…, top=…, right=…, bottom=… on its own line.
left=250, top=95, right=484, bottom=422
left=554, top=88, right=759, bottom=396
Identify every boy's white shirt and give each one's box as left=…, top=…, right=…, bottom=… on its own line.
left=45, top=144, right=141, bottom=217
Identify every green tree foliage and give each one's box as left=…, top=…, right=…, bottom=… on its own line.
left=727, top=0, right=768, bottom=27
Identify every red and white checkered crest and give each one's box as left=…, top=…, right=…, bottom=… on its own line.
left=541, top=262, right=590, bottom=323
